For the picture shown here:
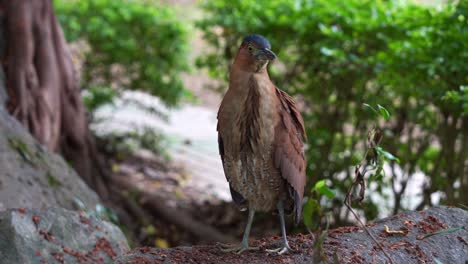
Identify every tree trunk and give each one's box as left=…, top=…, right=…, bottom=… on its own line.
left=0, top=0, right=109, bottom=198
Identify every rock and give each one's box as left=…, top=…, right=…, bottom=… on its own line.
left=322, top=206, right=468, bottom=264
left=0, top=207, right=129, bottom=264
left=0, top=105, right=100, bottom=211
left=115, top=206, right=468, bottom=264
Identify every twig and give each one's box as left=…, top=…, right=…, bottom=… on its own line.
left=344, top=197, right=394, bottom=264
left=343, top=127, right=395, bottom=264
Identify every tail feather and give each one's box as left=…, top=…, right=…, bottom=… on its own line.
left=294, top=190, right=302, bottom=226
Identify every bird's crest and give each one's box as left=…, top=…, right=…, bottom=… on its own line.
left=242, top=34, right=271, bottom=49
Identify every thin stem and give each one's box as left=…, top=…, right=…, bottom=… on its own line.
left=344, top=202, right=394, bottom=264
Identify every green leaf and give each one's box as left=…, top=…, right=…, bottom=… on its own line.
left=363, top=103, right=379, bottom=116
left=377, top=104, right=391, bottom=120
left=375, top=147, right=400, bottom=163
left=314, top=180, right=336, bottom=199
left=420, top=226, right=464, bottom=240
left=303, top=199, right=320, bottom=229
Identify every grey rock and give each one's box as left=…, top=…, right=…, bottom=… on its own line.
left=323, top=206, right=468, bottom=264
left=115, top=206, right=468, bottom=264
left=0, top=106, right=100, bottom=211
left=0, top=207, right=129, bottom=264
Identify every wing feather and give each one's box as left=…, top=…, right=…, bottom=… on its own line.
left=274, top=88, right=307, bottom=224
left=217, top=123, right=247, bottom=209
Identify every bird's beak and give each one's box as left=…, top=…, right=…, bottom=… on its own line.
left=255, top=48, right=277, bottom=61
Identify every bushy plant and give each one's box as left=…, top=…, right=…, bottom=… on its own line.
left=197, top=0, right=467, bottom=225
left=54, top=0, right=190, bottom=106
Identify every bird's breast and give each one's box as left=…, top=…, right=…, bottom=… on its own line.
left=219, top=75, right=277, bottom=151
left=218, top=74, right=284, bottom=212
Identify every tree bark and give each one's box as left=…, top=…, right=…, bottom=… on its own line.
left=0, top=0, right=109, bottom=197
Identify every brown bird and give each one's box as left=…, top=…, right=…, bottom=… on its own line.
left=217, top=34, right=306, bottom=255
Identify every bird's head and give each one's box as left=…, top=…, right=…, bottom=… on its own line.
left=234, top=34, right=277, bottom=73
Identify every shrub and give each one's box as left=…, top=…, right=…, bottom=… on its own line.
left=197, top=0, right=467, bottom=224
left=55, top=0, right=190, bottom=106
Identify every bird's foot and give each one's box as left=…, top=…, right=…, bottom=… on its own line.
left=266, top=242, right=292, bottom=255
left=217, top=242, right=259, bottom=254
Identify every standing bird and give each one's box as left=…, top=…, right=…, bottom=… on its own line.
left=217, top=34, right=307, bottom=255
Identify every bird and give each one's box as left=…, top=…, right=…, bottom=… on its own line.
left=217, top=34, right=307, bottom=255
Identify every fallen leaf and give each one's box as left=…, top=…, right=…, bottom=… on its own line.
left=384, top=225, right=408, bottom=235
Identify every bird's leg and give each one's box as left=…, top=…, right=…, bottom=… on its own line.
left=218, top=209, right=259, bottom=254
left=266, top=200, right=292, bottom=255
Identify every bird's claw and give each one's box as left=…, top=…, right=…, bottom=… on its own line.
left=266, top=243, right=292, bottom=255
left=217, top=242, right=259, bottom=254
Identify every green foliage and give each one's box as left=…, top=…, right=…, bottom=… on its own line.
left=314, top=180, right=336, bottom=199
left=46, top=172, right=63, bottom=188
left=96, top=127, right=169, bottom=160
left=54, top=0, right=190, bottom=106
left=302, top=198, right=321, bottom=230
left=7, top=138, right=34, bottom=165
left=198, top=0, right=467, bottom=225
left=82, top=85, right=117, bottom=114
left=442, top=85, right=468, bottom=114
left=303, top=180, right=335, bottom=229
left=375, top=147, right=400, bottom=164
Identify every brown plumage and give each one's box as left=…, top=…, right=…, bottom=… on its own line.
left=217, top=34, right=306, bottom=254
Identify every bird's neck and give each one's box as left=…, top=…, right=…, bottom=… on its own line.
left=229, top=66, right=271, bottom=95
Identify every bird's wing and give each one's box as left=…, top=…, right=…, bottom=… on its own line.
left=217, top=122, right=247, bottom=209
left=274, top=87, right=307, bottom=224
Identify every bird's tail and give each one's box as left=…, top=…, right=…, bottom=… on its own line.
left=294, top=191, right=302, bottom=226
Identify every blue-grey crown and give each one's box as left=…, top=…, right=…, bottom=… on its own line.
left=242, top=34, right=271, bottom=49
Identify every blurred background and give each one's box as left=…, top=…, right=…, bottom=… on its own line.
left=1, top=0, right=466, bottom=249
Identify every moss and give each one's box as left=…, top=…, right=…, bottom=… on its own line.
left=7, top=137, right=35, bottom=165
left=33, top=143, right=47, bottom=164
left=46, top=172, right=63, bottom=188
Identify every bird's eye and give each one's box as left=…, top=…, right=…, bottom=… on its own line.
left=248, top=45, right=253, bottom=51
